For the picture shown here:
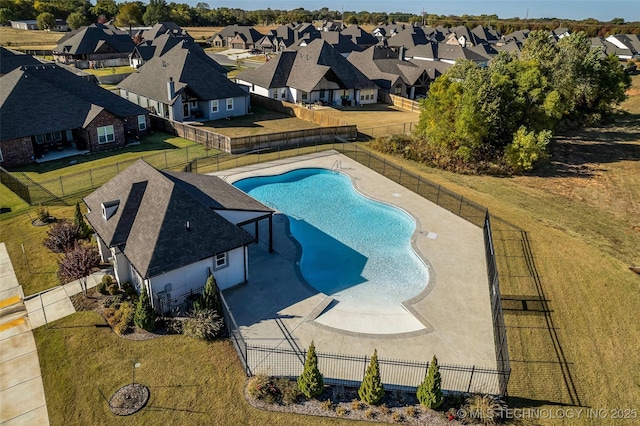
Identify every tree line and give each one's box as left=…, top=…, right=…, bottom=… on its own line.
left=0, top=0, right=638, bottom=36
left=373, top=31, right=632, bottom=174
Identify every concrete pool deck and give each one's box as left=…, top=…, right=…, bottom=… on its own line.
left=218, top=151, right=497, bottom=369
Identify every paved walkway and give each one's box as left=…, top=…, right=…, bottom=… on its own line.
left=0, top=242, right=109, bottom=425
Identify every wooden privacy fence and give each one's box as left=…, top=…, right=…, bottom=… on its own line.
left=250, top=94, right=352, bottom=126
left=384, top=93, right=422, bottom=112
left=150, top=115, right=356, bottom=154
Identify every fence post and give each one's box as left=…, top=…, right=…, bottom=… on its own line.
left=165, top=151, right=168, bottom=168
left=89, top=169, right=94, bottom=188
left=59, top=176, right=64, bottom=197
left=363, top=355, right=368, bottom=379
left=459, top=196, right=463, bottom=216
left=436, top=185, right=441, bottom=205
left=467, top=366, right=475, bottom=392
left=116, top=162, right=120, bottom=174
left=417, top=175, right=420, bottom=193
left=383, top=158, right=386, bottom=174
left=399, top=167, right=403, bottom=185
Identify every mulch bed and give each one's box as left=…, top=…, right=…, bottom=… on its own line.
left=109, top=384, right=150, bottom=416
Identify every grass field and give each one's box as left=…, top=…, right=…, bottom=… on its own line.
left=0, top=27, right=65, bottom=50
left=202, top=107, right=320, bottom=137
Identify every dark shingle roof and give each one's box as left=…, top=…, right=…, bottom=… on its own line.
left=0, top=47, right=43, bottom=75
left=318, top=31, right=363, bottom=54
left=208, top=25, right=264, bottom=44
left=132, top=33, right=201, bottom=62
left=340, top=25, right=379, bottom=47
left=0, top=64, right=147, bottom=141
left=238, top=40, right=376, bottom=92
left=54, top=23, right=135, bottom=55
left=84, top=160, right=257, bottom=278
left=141, top=22, right=190, bottom=41
left=118, top=43, right=245, bottom=104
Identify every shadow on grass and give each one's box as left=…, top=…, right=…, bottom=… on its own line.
left=535, top=113, right=640, bottom=178
left=144, top=405, right=207, bottom=414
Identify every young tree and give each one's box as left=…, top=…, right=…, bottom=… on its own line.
left=297, top=341, right=324, bottom=398
left=134, top=286, right=157, bottom=331
left=66, top=11, right=89, bottom=30
left=417, top=355, right=444, bottom=409
left=90, top=0, right=119, bottom=21
left=358, top=349, right=384, bottom=405
left=44, top=220, right=80, bottom=253
left=74, top=202, right=91, bottom=240
left=193, top=273, right=221, bottom=312
left=504, top=126, right=552, bottom=172
left=36, top=12, right=55, bottom=30
left=57, top=243, right=100, bottom=295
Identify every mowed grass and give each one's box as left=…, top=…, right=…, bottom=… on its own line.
left=0, top=27, right=65, bottom=50
left=34, top=311, right=365, bottom=426
left=320, top=104, right=419, bottom=137
left=202, top=107, right=320, bottom=137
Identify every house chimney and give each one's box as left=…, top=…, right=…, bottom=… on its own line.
left=399, top=45, right=405, bottom=61
left=167, top=77, right=175, bottom=100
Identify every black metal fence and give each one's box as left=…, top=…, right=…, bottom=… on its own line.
left=0, top=166, right=32, bottom=204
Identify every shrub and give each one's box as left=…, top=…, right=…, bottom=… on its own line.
left=120, top=281, right=138, bottom=302
left=74, top=202, right=92, bottom=239
left=43, top=220, right=80, bottom=253
left=364, top=408, right=377, bottom=419
left=104, top=302, right=134, bottom=335
left=246, top=375, right=280, bottom=404
left=464, top=394, right=505, bottom=425
left=98, top=275, right=113, bottom=294
left=358, top=349, right=384, bottom=405
left=37, top=204, right=49, bottom=222
left=193, top=273, right=221, bottom=312
left=417, top=355, right=444, bottom=409
left=335, top=406, right=348, bottom=417
left=108, top=283, right=120, bottom=295
left=405, top=406, right=418, bottom=417
left=275, top=378, right=300, bottom=405
left=320, top=399, right=333, bottom=411
left=504, top=126, right=551, bottom=172
left=297, top=341, right=324, bottom=399
left=391, top=411, right=405, bottom=422
left=182, top=309, right=223, bottom=340
left=134, top=286, right=156, bottom=331
left=379, top=404, right=390, bottom=415
left=351, top=399, right=365, bottom=410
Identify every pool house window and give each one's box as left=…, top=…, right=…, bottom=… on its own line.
left=226, top=98, right=233, bottom=111
left=97, top=125, right=115, bottom=144
left=215, top=252, right=228, bottom=269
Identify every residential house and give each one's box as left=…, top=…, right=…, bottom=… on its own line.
left=340, top=25, right=379, bottom=50
left=316, top=31, right=363, bottom=56
left=591, top=36, right=634, bottom=60
left=236, top=39, right=378, bottom=106
left=140, top=22, right=189, bottom=41
left=446, top=25, right=482, bottom=47
left=551, top=27, right=571, bottom=40
left=498, top=30, right=530, bottom=47
left=118, top=43, right=249, bottom=122
left=0, top=64, right=149, bottom=166
left=471, top=25, right=501, bottom=45
left=348, top=45, right=435, bottom=99
left=10, top=19, right=68, bottom=31
left=129, top=32, right=196, bottom=69
left=83, top=160, right=274, bottom=312
left=53, top=22, right=135, bottom=68
left=605, top=34, right=640, bottom=59
left=207, top=25, right=264, bottom=49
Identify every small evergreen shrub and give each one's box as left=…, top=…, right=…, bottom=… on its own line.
left=297, top=341, right=324, bottom=399
left=358, top=349, right=385, bottom=405
left=98, top=275, right=113, bottom=294
left=74, top=202, right=92, bottom=239
left=416, top=355, right=444, bottom=409
left=108, top=283, right=120, bottom=295
left=193, top=274, right=221, bottom=312
left=134, top=286, right=157, bottom=331
left=182, top=309, right=223, bottom=340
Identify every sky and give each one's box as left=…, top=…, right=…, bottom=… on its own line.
left=185, top=1, right=640, bottom=22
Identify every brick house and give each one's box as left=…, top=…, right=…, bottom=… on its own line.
left=0, top=64, right=149, bottom=166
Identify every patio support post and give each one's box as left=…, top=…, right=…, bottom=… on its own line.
left=269, top=214, right=273, bottom=253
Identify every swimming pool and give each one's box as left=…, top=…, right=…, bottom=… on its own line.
left=234, top=168, right=429, bottom=305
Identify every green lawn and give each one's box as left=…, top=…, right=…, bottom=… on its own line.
left=34, top=312, right=366, bottom=426
left=201, top=107, right=320, bottom=137
left=83, top=65, right=134, bottom=77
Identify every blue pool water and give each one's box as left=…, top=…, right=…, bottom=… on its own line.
left=234, top=168, right=429, bottom=304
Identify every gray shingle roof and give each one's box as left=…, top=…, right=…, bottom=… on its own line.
left=0, top=64, right=147, bottom=141
left=340, top=25, right=378, bottom=47
left=236, top=51, right=297, bottom=89
left=0, top=47, right=43, bottom=75
left=54, top=23, right=135, bottom=55
left=84, top=160, right=256, bottom=278
left=118, top=43, right=244, bottom=104
left=208, top=25, right=264, bottom=44
left=141, top=22, right=189, bottom=41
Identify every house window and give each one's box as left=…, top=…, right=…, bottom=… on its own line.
left=35, top=134, right=44, bottom=144
left=138, top=115, right=147, bottom=131
left=226, top=98, right=233, bottom=110
left=215, top=252, right=228, bottom=269
left=211, top=100, right=218, bottom=112
left=360, top=94, right=364, bottom=100
left=301, top=92, right=308, bottom=100
left=273, top=91, right=278, bottom=99
left=394, top=84, right=402, bottom=95
left=97, top=125, right=115, bottom=144
left=281, top=91, right=286, bottom=99
left=319, top=89, right=325, bottom=99
left=53, top=131, right=62, bottom=141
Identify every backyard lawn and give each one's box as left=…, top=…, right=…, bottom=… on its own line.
left=0, top=27, right=65, bottom=50
left=202, top=107, right=320, bottom=137
left=319, top=104, right=419, bottom=137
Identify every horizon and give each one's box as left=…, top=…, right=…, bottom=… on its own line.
left=177, top=1, right=640, bottom=23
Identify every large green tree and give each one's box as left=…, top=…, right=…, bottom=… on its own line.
left=90, top=0, right=119, bottom=21
left=66, top=11, right=88, bottom=29
left=36, top=11, right=54, bottom=29
left=115, top=2, right=143, bottom=34
left=142, top=0, right=170, bottom=25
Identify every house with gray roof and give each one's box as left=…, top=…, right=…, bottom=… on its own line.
left=207, top=25, right=264, bottom=49
left=140, top=22, right=188, bottom=41
left=605, top=34, right=640, bottom=59
left=0, top=47, right=43, bottom=75
left=129, top=32, right=199, bottom=69
left=348, top=45, right=436, bottom=99
left=0, top=64, right=149, bottom=166
left=84, top=160, right=273, bottom=312
left=340, top=25, right=379, bottom=50
left=236, top=39, right=378, bottom=107
left=53, top=22, right=135, bottom=69
left=118, top=43, right=248, bottom=122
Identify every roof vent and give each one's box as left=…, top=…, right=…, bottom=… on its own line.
left=101, top=200, right=120, bottom=220
left=186, top=221, right=191, bottom=231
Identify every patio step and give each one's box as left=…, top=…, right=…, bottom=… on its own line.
left=305, top=295, right=335, bottom=321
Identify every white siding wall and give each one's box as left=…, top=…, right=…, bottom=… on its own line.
left=111, top=247, right=131, bottom=284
